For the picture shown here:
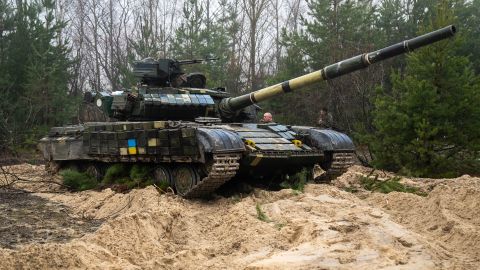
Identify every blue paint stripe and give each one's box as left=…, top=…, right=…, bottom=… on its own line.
left=128, top=139, right=137, bottom=147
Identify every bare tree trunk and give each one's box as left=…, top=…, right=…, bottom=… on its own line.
left=92, top=1, right=101, bottom=92
left=273, top=0, right=280, bottom=71
left=109, top=0, right=116, bottom=90
left=242, top=0, right=269, bottom=91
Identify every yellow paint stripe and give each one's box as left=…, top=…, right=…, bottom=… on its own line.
left=289, top=70, right=324, bottom=89
left=128, top=147, right=137, bottom=155
left=250, top=154, right=264, bottom=166
left=252, top=84, right=283, bottom=103
left=252, top=70, right=324, bottom=103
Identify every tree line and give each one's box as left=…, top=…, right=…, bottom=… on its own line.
left=0, top=0, right=478, bottom=177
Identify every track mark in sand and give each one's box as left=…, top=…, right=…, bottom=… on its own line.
left=329, top=223, right=360, bottom=233
left=0, top=190, right=103, bottom=249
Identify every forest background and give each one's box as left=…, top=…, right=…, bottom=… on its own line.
left=0, top=0, right=478, bottom=177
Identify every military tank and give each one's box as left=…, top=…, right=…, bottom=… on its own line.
left=39, top=25, right=456, bottom=197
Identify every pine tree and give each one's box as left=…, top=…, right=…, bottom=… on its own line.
left=169, top=0, right=235, bottom=89
left=370, top=1, right=480, bottom=177
left=0, top=0, right=15, bottom=148
left=0, top=0, right=76, bottom=149
left=457, top=0, right=480, bottom=74
left=170, top=0, right=205, bottom=60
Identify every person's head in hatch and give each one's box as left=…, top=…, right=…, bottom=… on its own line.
left=262, top=112, right=273, bottom=123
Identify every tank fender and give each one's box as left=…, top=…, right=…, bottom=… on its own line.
left=196, top=128, right=245, bottom=154
left=38, top=136, right=89, bottom=160
left=291, top=126, right=355, bottom=151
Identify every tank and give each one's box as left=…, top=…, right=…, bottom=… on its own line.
left=39, top=25, right=456, bottom=197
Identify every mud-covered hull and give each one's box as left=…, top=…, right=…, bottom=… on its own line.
left=39, top=121, right=354, bottom=197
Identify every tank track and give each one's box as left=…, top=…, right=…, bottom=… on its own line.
left=329, top=152, right=355, bottom=173
left=319, top=152, right=355, bottom=182
left=184, top=153, right=241, bottom=198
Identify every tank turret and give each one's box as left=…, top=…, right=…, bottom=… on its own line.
left=133, top=57, right=218, bottom=88
left=94, top=57, right=227, bottom=121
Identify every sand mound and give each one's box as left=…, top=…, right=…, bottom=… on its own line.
left=0, top=185, right=440, bottom=269
left=366, top=175, right=480, bottom=268
left=0, top=164, right=479, bottom=269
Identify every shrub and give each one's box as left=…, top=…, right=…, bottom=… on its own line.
left=368, top=4, right=480, bottom=177
left=60, top=169, right=97, bottom=191
left=152, top=179, right=170, bottom=190
left=130, top=164, right=152, bottom=181
left=359, top=175, right=426, bottom=196
left=280, top=168, right=308, bottom=192
left=102, top=164, right=129, bottom=185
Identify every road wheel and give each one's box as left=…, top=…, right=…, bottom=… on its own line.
left=172, top=165, right=200, bottom=196
left=153, top=165, right=172, bottom=187
left=84, top=163, right=105, bottom=181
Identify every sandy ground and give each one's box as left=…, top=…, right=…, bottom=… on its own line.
left=0, top=164, right=478, bottom=269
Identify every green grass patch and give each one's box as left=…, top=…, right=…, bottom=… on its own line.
left=280, top=168, right=308, bottom=192
left=343, top=186, right=359, bottom=193
left=130, top=164, right=163, bottom=188
left=152, top=179, right=170, bottom=190
left=102, top=163, right=163, bottom=189
left=114, top=177, right=140, bottom=189
left=359, top=175, right=427, bottom=196
left=102, top=164, right=129, bottom=185
left=256, top=203, right=270, bottom=222
left=60, top=169, right=98, bottom=191
left=61, top=163, right=172, bottom=192
left=130, top=164, right=152, bottom=181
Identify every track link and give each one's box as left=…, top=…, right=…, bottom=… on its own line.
left=322, top=152, right=355, bottom=182
left=330, top=152, right=355, bottom=172
left=184, top=153, right=241, bottom=198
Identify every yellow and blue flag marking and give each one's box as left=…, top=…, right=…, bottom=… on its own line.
left=128, top=139, right=137, bottom=155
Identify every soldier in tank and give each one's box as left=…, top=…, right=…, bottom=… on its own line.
left=317, top=107, right=334, bottom=129
left=261, top=112, right=273, bottom=123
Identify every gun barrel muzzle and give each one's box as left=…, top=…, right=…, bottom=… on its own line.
left=369, top=25, right=456, bottom=64
left=321, top=25, right=456, bottom=80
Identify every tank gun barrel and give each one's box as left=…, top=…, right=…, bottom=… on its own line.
left=177, top=58, right=219, bottom=65
left=219, top=25, right=456, bottom=119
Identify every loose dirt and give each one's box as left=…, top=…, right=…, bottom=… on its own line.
left=0, top=164, right=478, bottom=269
left=0, top=190, right=102, bottom=249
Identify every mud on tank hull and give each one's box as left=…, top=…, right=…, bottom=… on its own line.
left=39, top=121, right=354, bottom=198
